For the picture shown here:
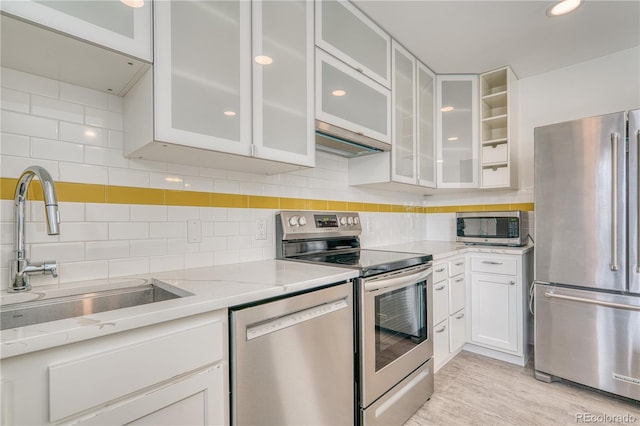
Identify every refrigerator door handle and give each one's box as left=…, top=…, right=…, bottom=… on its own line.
left=610, top=133, right=619, bottom=272
left=637, top=129, right=640, bottom=273
left=543, top=291, right=640, bottom=312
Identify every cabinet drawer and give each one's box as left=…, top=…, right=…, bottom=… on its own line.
left=448, top=258, right=465, bottom=277
left=433, top=281, right=449, bottom=325
left=471, top=256, right=517, bottom=275
left=449, top=275, right=466, bottom=314
left=433, top=319, right=449, bottom=369
left=49, top=320, right=223, bottom=421
left=433, top=263, right=448, bottom=283
left=482, top=143, right=508, bottom=164
left=482, top=165, right=509, bottom=187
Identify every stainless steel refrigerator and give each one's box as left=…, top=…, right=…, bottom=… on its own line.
left=534, top=110, right=639, bottom=401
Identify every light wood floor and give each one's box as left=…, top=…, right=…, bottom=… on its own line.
left=405, top=351, right=640, bottom=425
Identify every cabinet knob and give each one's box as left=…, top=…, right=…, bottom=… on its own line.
left=435, top=285, right=446, bottom=291
left=509, top=280, right=516, bottom=285
left=436, top=326, right=446, bottom=333
left=455, top=313, right=465, bottom=320
left=436, top=267, right=446, bottom=273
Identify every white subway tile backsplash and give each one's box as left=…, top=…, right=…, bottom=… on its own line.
left=25, top=222, right=59, bottom=243
left=108, top=94, right=124, bottom=113
left=85, top=146, right=130, bottom=168
left=150, top=172, right=184, bottom=190
left=57, top=202, right=86, bottom=222
left=1, top=133, right=29, bottom=157
left=239, top=247, right=263, bottom=263
left=168, top=206, right=200, bottom=221
left=130, top=239, right=168, bottom=257
left=184, top=176, right=214, bottom=192
left=85, top=240, right=130, bottom=260
left=2, top=110, right=58, bottom=139
left=59, top=162, right=108, bottom=184
left=108, top=257, right=149, bottom=278
left=109, top=222, right=148, bottom=240
left=2, top=155, right=60, bottom=181
left=30, top=242, right=84, bottom=263
left=184, top=251, right=214, bottom=269
left=228, top=235, right=252, bottom=250
left=59, top=261, right=108, bottom=284
left=31, top=95, right=84, bottom=123
left=130, top=205, right=167, bottom=222
left=1, top=222, right=14, bottom=245
left=86, top=203, right=129, bottom=222
left=215, top=222, right=239, bottom=236
left=0, top=244, right=13, bottom=268
left=1, top=87, right=30, bottom=113
left=108, top=130, right=124, bottom=149
left=149, top=254, right=184, bottom=273
left=108, top=167, right=149, bottom=187
left=1, top=67, right=58, bottom=98
left=59, top=122, right=109, bottom=147
left=85, top=107, right=123, bottom=131
left=214, top=250, right=239, bottom=265
left=199, top=207, right=227, bottom=222
left=214, top=179, right=240, bottom=194
left=59, top=222, right=108, bottom=242
left=60, top=82, right=109, bottom=110
left=31, top=138, right=84, bottom=163
left=150, top=222, right=185, bottom=239
left=200, top=236, right=227, bottom=252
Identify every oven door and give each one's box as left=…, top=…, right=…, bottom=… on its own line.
left=360, top=264, right=433, bottom=407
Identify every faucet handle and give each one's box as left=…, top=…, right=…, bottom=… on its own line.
left=43, top=261, right=58, bottom=278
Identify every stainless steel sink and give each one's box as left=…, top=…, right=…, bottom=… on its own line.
left=1, top=282, right=192, bottom=331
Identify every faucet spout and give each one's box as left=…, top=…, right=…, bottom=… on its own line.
left=10, top=166, right=60, bottom=292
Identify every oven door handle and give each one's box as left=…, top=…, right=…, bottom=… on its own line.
left=364, top=267, right=432, bottom=292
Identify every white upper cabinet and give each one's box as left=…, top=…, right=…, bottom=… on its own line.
left=252, top=0, right=315, bottom=167
left=417, top=62, right=436, bottom=188
left=154, top=0, right=252, bottom=156
left=391, top=41, right=417, bottom=184
left=316, top=49, right=391, bottom=144
left=1, top=0, right=152, bottom=61
left=315, top=0, right=391, bottom=88
left=125, top=0, right=314, bottom=173
left=480, top=66, right=519, bottom=189
left=436, top=75, right=479, bottom=188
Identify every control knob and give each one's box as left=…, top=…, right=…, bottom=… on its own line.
left=340, top=217, right=347, bottom=226
left=347, top=217, right=354, bottom=225
left=298, top=216, right=307, bottom=226
left=288, top=216, right=299, bottom=226
left=354, top=217, right=360, bottom=225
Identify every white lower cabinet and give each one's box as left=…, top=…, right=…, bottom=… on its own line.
left=0, top=310, right=228, bottom=425
left=466, top=251, right=533, bottom=366
left=432, top=255, right=466, bottom=372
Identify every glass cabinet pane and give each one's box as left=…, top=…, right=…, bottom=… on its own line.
left=253, top=0, right=314, bottom=166
left=316, top=0, right=390, bottom=87
left=34, top=1, right=134, bottom=38
left=316, top=49, right=391, bottom=143
left=437, top=76, right=479, bottom=188
left=417, top=64, right=436, bottom=187
left=155, top=0, right=251, bottom=155
left=392, top=43, right=416, bottom=183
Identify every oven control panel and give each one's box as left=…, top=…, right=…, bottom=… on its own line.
left=277, top=210, right=362, bottom=237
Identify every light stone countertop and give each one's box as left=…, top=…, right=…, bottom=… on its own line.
left=370, top=240, right=534, bottom=260
left=0, top=260, right=358, bottom=359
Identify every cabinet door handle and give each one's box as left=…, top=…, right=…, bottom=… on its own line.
left=454, top=262, right=464, bottom=266
left=435, top=325, right=447, bottom=333
left=435, top=285, right=446, bottom=291
left=455, top=313, right=465, bottom=320
left=509, top=280, right=516, bottom=286
left=435, top=267, right=446, bottom=273
left=455, top=278, right=464, bottom=283
left=481, top=261, right=503, bottom=265
left=356, top=67, right=364, bottom=73
left=611, top=133, right=619, bottom=272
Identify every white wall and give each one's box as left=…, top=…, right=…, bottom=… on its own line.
left=425, top=46, right=640, bottom=207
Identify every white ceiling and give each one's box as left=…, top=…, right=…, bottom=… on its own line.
left=352, top=0, right=640, bottom=79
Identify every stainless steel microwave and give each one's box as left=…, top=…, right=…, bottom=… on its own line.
left=456, top=211, right=529, bottom=246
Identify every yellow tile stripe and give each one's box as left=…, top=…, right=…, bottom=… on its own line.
left=0, top=178, right=534, bottom=213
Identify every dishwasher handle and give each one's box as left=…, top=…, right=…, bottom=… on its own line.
left=246, top=298, right=349, bottom=340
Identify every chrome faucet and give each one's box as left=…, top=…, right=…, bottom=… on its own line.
left=9, top=166, right=60, bottom=292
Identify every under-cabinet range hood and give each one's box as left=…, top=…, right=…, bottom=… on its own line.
left=315, top=120, right=391, bottom=158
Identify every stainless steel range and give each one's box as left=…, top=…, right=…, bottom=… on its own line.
left=276, top=211, right=434, bottom=426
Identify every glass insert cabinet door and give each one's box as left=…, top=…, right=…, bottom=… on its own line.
left=374, top=281, right=427, bottom=371
left=436, top=75, right=479, bottom=188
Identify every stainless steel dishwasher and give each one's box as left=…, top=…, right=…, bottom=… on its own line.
left=230, top=281, right=354, bottom=425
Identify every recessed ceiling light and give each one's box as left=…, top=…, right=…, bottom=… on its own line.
left=447, top=136, right=459, bottom=142
left=441, top=106, right=454, bottom=112
left=255, top=55, right=273, bottom=65
left=547, top=0, right=582, bottom=16
left=332, top=90, right=346, bottom=97
left=120, top=0, right=144, bottom=8
left=224, top=111, right=237, bottom=116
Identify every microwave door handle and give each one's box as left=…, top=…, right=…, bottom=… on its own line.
left=364, top=268, right=432, bottom=292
